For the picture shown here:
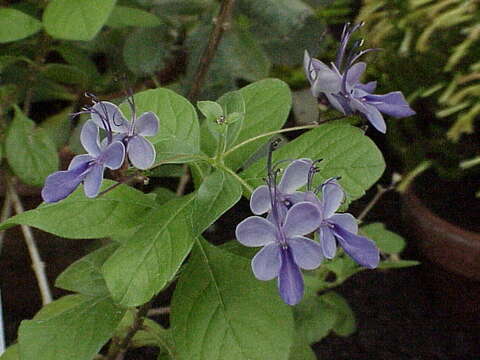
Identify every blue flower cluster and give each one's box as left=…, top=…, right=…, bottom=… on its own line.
left=41, top=99, right=159, bottom=203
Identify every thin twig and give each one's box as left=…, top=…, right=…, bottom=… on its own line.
left=0, top=191, right=12, bottom=253
left=6, top=178, right=52, bottom=305
left=357, top=184, right=388, bottom=222
left=106, top=302, right=152, bottom=360
left=147, top=306, right=170, bottom=317
left=176, top=168, right=190, bottom=196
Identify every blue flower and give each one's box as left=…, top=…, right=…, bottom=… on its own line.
left=41, top=120, right=125, bottom=203
left=89, top=100, right=159, bottom=169
left=304, top=22, right=415, bottom=133
left=305, top=178, right=379, bottom=268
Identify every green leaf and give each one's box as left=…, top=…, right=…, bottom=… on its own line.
left=224, top=79, right=292, bottom=170
left=197, top=101, right=224, bottom=120
left=107, top=6, right=162, bottom=28
left=5, top=106, right=59, bottom=187
left=218, top=90, right=246, bottom=149
left=18, top=294, right=125, bottom=360
left=0, top=344, right=19, bottom=360
left=55, top=43, right=100, bottom=82
left=191, top=169, right=242, bottom=233
left=55, top=244, right=118, bottom=296
left=294, top=296, right=337, bottom=344
left=42, top=64, right=89, bottom=86
left=360, top=222, right=406, bottom=254
left=288, top=334, right=316, bottom=360
left=241, top=123, right=385, bottom=201
left=323, top=255, right=359, bottom=281
left=102, top=195, right=196, bottom=306
left=119, top=88, right=201, bottom=164
left=0, top=180, right=156, bottom=238
left=43, top=0, right=117, bottom=41
left=321, top=291, right=356, bottom=337
left=0, top=8, right=42, bottom=43
left=39, top=107, right=73, bottom=149
left=133, top=319, right=176, bottom=357
left=171, top=238, right=294, bottom=360
left=123, top=27, right=170, bottom=74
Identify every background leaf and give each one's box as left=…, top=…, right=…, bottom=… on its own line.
left=171, top=238, right=294, bottom=360
left=43, top=0, right=117, bottom=40
left=321, top=291, right=356, bottom=337
left=0, top=8, right=42, bottom=43
left=241, top=123, right=385, bottom=201
left=102, top=195, right=196, bottom=306
left=360, top=222, right=406, bottom=254
left=18, top=295, right=125, bottom=360
left=0, top=181, right=156, bottom=238
left=39, top=107, right=73, bottom=149
left=5, top=106, right=59, bottom=187
left=107, top=6, right=162, bottom=28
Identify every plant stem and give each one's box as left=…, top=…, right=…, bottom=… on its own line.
left=147, top=306, right=170, bottom=317
left=356, top=184, right=389, bottom=222
left=106, top=302, right=152, bottom=360
left=0, top=191, right=12, bottom=254
left=223, top=124, right=319, bottom=158
left=6, top=178, right=52, bottom=305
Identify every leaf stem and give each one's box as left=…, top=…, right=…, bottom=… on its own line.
left=217, top=165, right=253, bottom=195
left=223, top=124, right=320, bottom=158
left=147, top=306, right=170, bottom=317
left=6, top=177, right=52, bottom=305
left=0, top=190, right=12, bottom=254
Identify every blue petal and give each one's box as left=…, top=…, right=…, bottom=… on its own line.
left=250, top=185, right=271, bottom=215
left=41, top=161, right=91, bottom=203
left=235, top=216, right=277, bottom=247
left=80, top=120, right=101, bottom=156
left=83, top=163, right=104, bottom=198
left=322, top=178, right=344, bottom=219
left=283, top=202, right=321, bottom=238
left=364, top=91, right=416, bottom=118
left=356, top=81, right=377, bottom=93
left=278, top=158, right=313, bottom=194
left=251, top=243, right=281, bottom=281
left=329, top=213, right=358, bottom=234
left=127, top=135, right=155, bottom=169
left=90, top=101, right=129, bottom=133
left=101, top=141, right=125, bottom=170
left=319, top=226, right=337, bottom=259
left=346, top=62, right=366, bottom=85
left=288, top=236, right=323, bottom=270
left=352, top=100, right=386, bottom=133
left=278, top=247, right=304, bottom=305
left=333, top=224, right=380, bottom=268
left=135, top=112, right=159, bottom=136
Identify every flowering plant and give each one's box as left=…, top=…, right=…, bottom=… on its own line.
left=0, top=3, right=417, bottom=358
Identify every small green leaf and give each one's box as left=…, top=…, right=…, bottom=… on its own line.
left=171, top=238, right=294, bottom=360
left=294, top=296, right=338, bottom=344
left=18, top=294, right=125, bottom=360
left=43, top=0, right=117, bottom=41
left=224, top=79, right=292, bottom=170
left=55, top=244, right=118, bottom=296
left=123, top=27, right=169, bottom=75
left=0, top=180, right=156, bottom=238
left=107, top=6, right=162, bottom=28
left=102, top=195, right=196, bottom=306
left=42, top=64, right=89, bottom=86
left=360, top=222, right=406, bottom=254
left=321, top=291, right=356, bottom=337
left=0, top=8, right=42, bottom=43
left=217, top=90, right=246, bottom=148
left=39, top=107, right=73, bottom=149
left=241, top=123, right=385, bottom=201
left=191, top=169, right=242, bottom=234
left=197, top=101, right=224, bottom=121
left=5, top=106, right=59, bottom=187
left=119, top=88, right=201, bottom=164
left=55, top=43, right=100, bottom=82
left=323, top=255, right=359, bottom=281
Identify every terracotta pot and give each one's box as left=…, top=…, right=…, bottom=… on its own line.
left=401, top=185, right=480, bottom=318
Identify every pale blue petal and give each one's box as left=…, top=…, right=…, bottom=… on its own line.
left=278, top=158, right=313, bottom=194
left=333, top=225, right=380, bottom=269
left=90, top=101, right=129, bottom=133
left=83, top=164, right=104, bottom=198
left=127, top=135, right=155, bottom=169
left=250, top=185, right=271, bottom=215
left=329, top=213, right=358, bottom=234
left=41, top=162, right=91, bottom=203
left=346, top=62, right=366, bottom=85
left=251, top=243, right=281, bottom=281
left=322, top=178, right=344, bottom=219
left=288, top=236, right=323, bottom=270
left=357, top=81, right=377, bottom=93
left=101, top=141, right=125, bottom=170
left=278, top=247, right=304, bottom=305
left=80, top=120, right=101, bottom=156
left=235, top=216, right=277, bottom=247
left=319, top=226, right=337, bottom=259
left=283, top=202, right=321, bottom=238
left=68, top=154, right=94, bottom=171
left=135, top=112, right=159, bottom=136
left=358, top=102, right=387, bottom=133
left=364, top=92, right=416, bottom=118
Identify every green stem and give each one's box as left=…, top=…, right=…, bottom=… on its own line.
left=223, top=124, right=319, bottom=158
left=217, top=164, right=253, bottom=195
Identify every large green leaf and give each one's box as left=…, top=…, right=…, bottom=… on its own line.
left=191, top=169, right=242, bottom=234
left=0, top=181, right=156, bottom=238
left=55, top=244, right=118, bottom=296
left=224, top=79, right=292, bottom=170
left=0, top=8, right=42, bottom=43
left=102, top=195, right=196, bottom=306
left=18, top=294, right=125, bottom=360
left=107, top=6, right=163, bottom=28
left=5, top=106, right=59, bottom=187
left=171, top=238, right=294, bottom=360
left=241, top=123, right=385, bottom=201
left=119, top=88, right=201, bottom=163
left=43, top=0, right=117, bottom=41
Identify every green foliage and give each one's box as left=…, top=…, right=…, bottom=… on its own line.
left=361, top=222, right=406, bottom=254
left=39, top=107, right=73, bottom=149
left=43, top=0, right=117, bottom=40
left=18, top=295, right=125, bottom=360
left=0, top=8, right=42, bottom=43
left=0, top=181, right=156, bottom=238
left=107, top=6, right=163, bottom=28
left=5, top=106, right=59, bottom=187
left=171, top=238, right=294, bottom=360
left=241, top=123, right=385, bottom=201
